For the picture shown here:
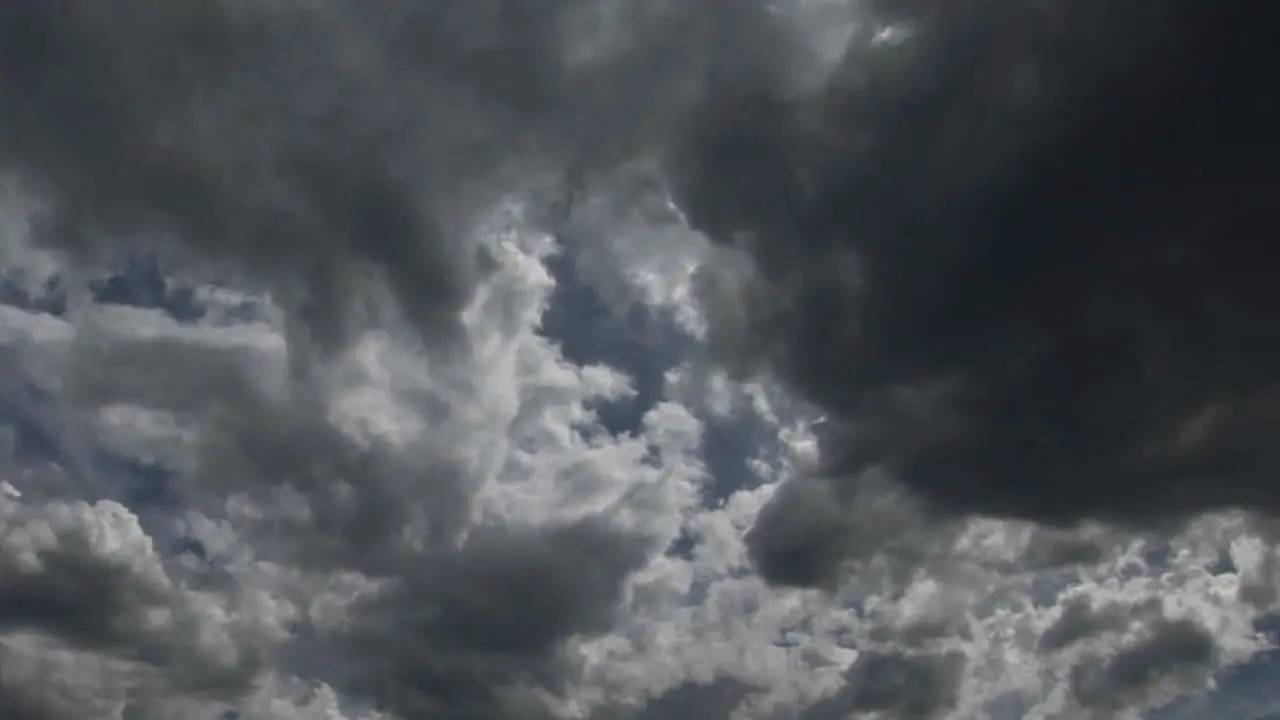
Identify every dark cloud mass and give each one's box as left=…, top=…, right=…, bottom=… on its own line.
left=341, top=519, right=648, bottom=719
left=0, top=0, right=740, bottom=360
left=1037, top=596, right=1135, bottom=653
left=1, top=0, right=466, bottom=358
left=798, top=650, right=966, bottom=719
left=676, top=1, right=1280, bottom=584
left=1071, top=618, right=1218, bottom=712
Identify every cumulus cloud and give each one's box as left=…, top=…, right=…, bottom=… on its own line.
left=3, top=1, right=1280, bottom=720
left=0, top=491, right=292, bottom=717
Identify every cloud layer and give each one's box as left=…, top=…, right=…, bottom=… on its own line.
left=2, top=1, right=1280, bottom=719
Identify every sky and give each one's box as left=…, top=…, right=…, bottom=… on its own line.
left=1, top=1, right=1279, bottom=719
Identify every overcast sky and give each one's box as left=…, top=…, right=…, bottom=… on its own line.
left=2, top=1, right=1280, bottom=719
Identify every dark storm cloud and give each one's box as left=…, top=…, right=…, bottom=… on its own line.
left=0, top=544, right=167, bottom=651
left=0, top=679, right=58, bottom=720
left=0, top=0, right=462, bottom=356
left=1036, top=595, right=1190, bottom=658
left=667, top=0, right=1280, bottom=585
left=0, top=500, right=266, bottom=709
left=1037, top=597, right=1133, bottom=653
left=1018, top=529, right=1108, bottom=571
left=339, top=518, right=648, bottom=719
left=586, top=678, right=760, bottom=720
left=1070, top=618, right=1217, bottom=712
left=630, top=679, right=758, bottom=720
left=743, top=477, right=854, bottom=588
left=745, top=471, right=960, bottom=590
left=0, top=0, right=812, bottom=364
left=797, top=650, right=966, bottom=719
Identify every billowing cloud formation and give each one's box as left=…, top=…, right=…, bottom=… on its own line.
left=0, top=0, right=815, bottom=364
left=3, top=1, right=1280, bottom=720
left=340, top=518, right=648, bottom=719
left=0, top=207, right=678, bottom=718
left=662, top=0, right=1280, bottom=582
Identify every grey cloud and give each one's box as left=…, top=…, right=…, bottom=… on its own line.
left=197, top=391, right=470, bottom=568
left=0, top=651, right=66, bottom=720
left=1018, top=529, right=1108, bottom=572
left=3, top=427, right=651, bottom=719
left=0, top=684, right=71, bottom=720
left=745, top=471, right=959, bottom=589
left=1036, top=596, right=1167, bottom=653
left=869, top=615, right=972, bottom=651
left=1037, top=597, right=1129, bottom=653
left=632, top=679, right=757, bottom=720
left=798, top=650, right=967, bottom=720
left=339, top=518, right=649, bottom=719
left=60, top=329, right=471, bottom=568
left=743, top=477, right=852, bottom=588
left=0, top=697, right=52, bottom=720
left=588, top=678, right=759, bottom=720
left=1070, top=618, right=1218, bottom=713
left=66, top=333, right=275, bottom=416
left=0, top=498, right=275, bottom=713
left=0, top=542, right=169, bottom=653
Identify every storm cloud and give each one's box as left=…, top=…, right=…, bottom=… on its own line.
left=0, top=0, right=752, bottom=362
left=666, top=0, right=1280, bottom=584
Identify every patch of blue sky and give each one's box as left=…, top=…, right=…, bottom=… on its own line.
left=540, top=243, right=688, bottom=439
